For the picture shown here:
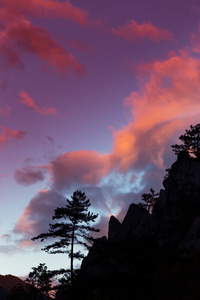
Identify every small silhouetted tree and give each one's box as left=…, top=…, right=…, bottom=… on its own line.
left=139, top=188, right=159, bottom=213
left=26, top=263, right=53, bottom=298
left=171, top=123, right=200, bottom=158
left=32, top=190, right=99, bottom=284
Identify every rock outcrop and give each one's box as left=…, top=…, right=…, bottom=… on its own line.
left=69, top=153, right=200, bottom=299
left=109, top=203, right=152, bottom=241
left=108, top=215, right=121, bottom=241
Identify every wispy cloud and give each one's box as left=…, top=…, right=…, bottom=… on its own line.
left=14, top=167, right=46, bottom=186
left=0, top=233, right=36, bottom=254
left=111, top=20, right=173, bottom=42
left=0, top=1, right=87, bottom=75
left=0, top=19, right=85, bottom=75
left=0, top=244, right=19, bottom=255
left=18, top=90, right=59, bottom=116
left=0, top=127, right=26, bottom=145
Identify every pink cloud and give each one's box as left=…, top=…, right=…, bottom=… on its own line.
left=50, top=150, right=111, bottom=191
left=0, top=19, right=85, bottom=75
left=18, top=90, right=58, bottom=116
left=19, top=240, right=35, bottom=249
left=0, top=127, right=26, bottom=144
left=0, top=0, right=89, bottom=26
left=111, top=20, right=173, bottom=42
left=0, top=1, right=88, bottom=75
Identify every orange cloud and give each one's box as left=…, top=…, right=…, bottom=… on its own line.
left=111, top=20, right=173, bottom=42
left=0, top=0, right=89, bottom=26
left=112, top=50, right=200, bottom=171
left=129, top=52, right=200, bottom=129
left=18, top=90, right=58, bottom=116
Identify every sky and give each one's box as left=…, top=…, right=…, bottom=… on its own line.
left=1, top=0, right=200, bottom=278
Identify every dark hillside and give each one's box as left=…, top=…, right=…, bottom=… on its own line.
left=0, top=275, right=25, bottom=291
left=60, top=152, right=200, bottom=299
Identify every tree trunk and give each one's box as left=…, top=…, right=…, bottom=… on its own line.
left=70, top=224, right=75, bottom=284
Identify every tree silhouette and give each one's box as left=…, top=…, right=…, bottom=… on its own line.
left=171, top=123, right=200, bottom=158
left=139, top=188, right=159, bottom=213
left=32, top=190, right=99, bottom=284
left=26, top=263, right=53, bottom=298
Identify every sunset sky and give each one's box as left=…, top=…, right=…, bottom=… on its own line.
left=1, top=0, right=200, bottom=278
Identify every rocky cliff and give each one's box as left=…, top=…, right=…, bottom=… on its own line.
left=71, top=152, right=200, bottom=300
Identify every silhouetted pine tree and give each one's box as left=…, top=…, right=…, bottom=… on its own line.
left=139, top=188, right=159, bottom=213
left=171, top=123, right=200, bottom=158
left=32, top=190, right=99, bottom=284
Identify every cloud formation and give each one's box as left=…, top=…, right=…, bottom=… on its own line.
left=49, top=150, right=110, bottom=191
left=18, top=90, right=58, bottom=116
left=13, top=37, right=200, bottom=247
left=0, top=1, right=86, bottom=75
left=0, top=0, right=89, bottom=26
left=111, top=50, right=200, bottom=172
left=111, top=20, right=173, bottom=42
left=13, top=189, right=66, bottom=248
left=0, top=19, right=85, bottom=75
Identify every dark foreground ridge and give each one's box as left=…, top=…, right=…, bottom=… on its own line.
left=0, top=275, right=51, bottom=300
left=66, top=152, right=200, bottom=299
left=2, top=152, right=200, bottom=300
left=0, top=275, right=26, bottom=300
